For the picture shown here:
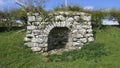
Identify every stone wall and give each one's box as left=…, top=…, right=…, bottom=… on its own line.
left=24, top=11, right=94, bottom=54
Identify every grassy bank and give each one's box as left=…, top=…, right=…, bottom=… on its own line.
left=0, top=26, right=120, bottom=68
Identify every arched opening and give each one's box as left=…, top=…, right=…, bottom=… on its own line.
left=47, top=27, right=70, bottom=51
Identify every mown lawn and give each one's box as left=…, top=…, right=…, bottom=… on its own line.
left=0, top=26, right=120, bottom=68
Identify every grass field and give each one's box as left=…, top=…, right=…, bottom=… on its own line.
left=0, top=26, right=120, bottom=68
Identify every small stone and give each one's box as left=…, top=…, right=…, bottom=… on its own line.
left=78, top=29, right=86, bottom=35
left=65, top=12, right=69, bottom=15
left=27, top=13, right=31, bottom=16
left=76, top=25, right=82, bottom=29
left=33, top=30, right=41, bottom=35
left=31, top=38, right=44, bottom=43
left=27, top=30, right=32, bottom=34
left=72, top=30, right=77, bottom=34
left=73, top=38, right=78, bottom=42
left=88, top=37, right=94, bottom=42
left=76, top=34, right=84, bottom=38
left=31, top=47, right=41, bottom=52
left=80, top=38, right=87, bottom=43
left=67, top=17, right=74, bottom=22
left=27, top=26, right=36, bottom=30
left=81, top=16, right=91, bottom=21
left=26, top=34, right=34, bottom=38
left=78, top=47, right=82, bottom=49
left=26, top=42, right=39, bottom=47
left=33, top=13, right=39, bottom=16
left=34, top=22, right=40, bottom=26
left=55, top=15, right=65, bottom=21
left=74, top=16, right=80, bottom=21
left=42, top=52, right=49, bottom=57
left=87, top=29, right=93, bottom=33
left=85, top=33, right=94, bottom=37
left=39, top=44, right=47, bottom=48
left=72, top=42, right=80, bottom=46
left=59, top=12, right=64, bottom=15
left=28, top=16, right=36, bottom=22
left=24, top=37, right=31, bottom=42
left=37, top=16, right=43, bottom=21
left=81, top=25, right=89, bottom=29
left=88, top=22, right=91, bottom=25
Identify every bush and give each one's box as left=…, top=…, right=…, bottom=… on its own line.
left=91, top=11, right=106, bottom=29
left=54, top=5, right=83, bottom=11
left=49, top=43, right=108, bottom=62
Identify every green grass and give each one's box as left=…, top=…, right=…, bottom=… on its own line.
left=0, top=26, right=120, bottom=68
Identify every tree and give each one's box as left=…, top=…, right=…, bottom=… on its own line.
left=15, top=0, right=47, bottom=11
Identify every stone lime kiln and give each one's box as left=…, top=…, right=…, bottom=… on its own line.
left=24, top=11, right=94, bottom=54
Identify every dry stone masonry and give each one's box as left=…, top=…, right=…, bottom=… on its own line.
left=24, top=11, right=94, bottom=54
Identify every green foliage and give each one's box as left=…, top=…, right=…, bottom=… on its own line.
left=109, top=10, right=120, bottom=24
left=91, top=9, right=120, bottom=29
left=54, top=5, right=83, bottom=11
left=49, top=43, right=108, bottom=62
left=91, top=11, right=106, bottom=29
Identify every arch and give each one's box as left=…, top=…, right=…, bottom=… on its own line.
left=47, top=27, right=71, bottom=51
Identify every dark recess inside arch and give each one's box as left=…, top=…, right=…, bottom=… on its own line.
left=47, top=27, right=70, bottom=51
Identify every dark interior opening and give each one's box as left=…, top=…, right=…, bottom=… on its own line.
left=47, top=27, right=70, bottom=51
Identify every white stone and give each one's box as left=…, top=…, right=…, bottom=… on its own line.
left=55, top=15, right=65, bottom=21
left=78, top=29, right=86, bottom=35
left=74, top=16, right=80, bottom=21
left=25, top=42, right=39, bottom=47
left=76, top=34, right=84, bottom=38
left=65, top=12, right=69, bottom=15
left=88, top=22, right=91, bottom=25
left=27, top=13, right=31, bottom=16
left=33, top=30, right=41, bottom=35
left=61, top=22, right=66, bottom=27
left=73, top=38, right=78, bottom=42
left=44, top=44, right=48, bottom=47
left=81, top=25, right=89, bottom=29
left=54, top=12, right=58, bottom=15
left=28, top=16, right=36, bottom=22
left=27, top=26, right=36, bottom=30
left=33, top=13, right=39, bottom=16
left=78, top=47, right=82, bottom=49
left=73, top=42, right=84, bottom=46
left=31, top=38, right=44, bottom=43
left=88, top=37, right=94, bottom=42
left=76, top=12, right=83, bottom=15
left=27, top=22, right=31, bottom=25
left=76, top=25, right=82, bottom=29
left=81, top=16, right=91, bottom=21
left=48, top=13, right=53, bottom=16
left=31, top=47, right=41, bottom=52
left=73, top=21, right=78, bottom=24
left=24, top=37, right=31, bottom=42
left=72, top=42, right=80, bottom=46
left=80, top=38, right=87, bottom=43
left=72, top=30, right=77, bottom=33
left=59, top=12, right=64, bottom=14
left=27, top=30, right=32, bottom=34
left=67, top=17, right=74, bottom=22
left=26, top=34, right=34, bottom=38
left=87, top=29, right=93, bottom=33
left=34, top=22, right=40, bottom=26
left=85, top=33, right=94, bottom=37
